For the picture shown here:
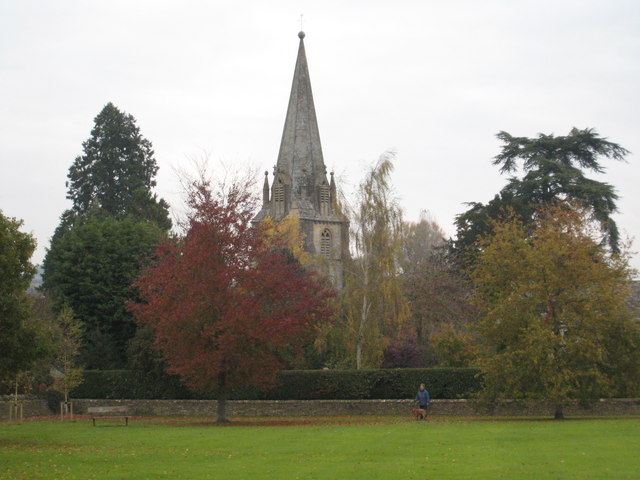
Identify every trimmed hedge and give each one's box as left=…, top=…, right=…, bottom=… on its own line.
left=71, top=370, right=192, bottom=400
left=71, top=370, right=135, bottom=400
left=265, top=368, right=481, bottom=400
left=71, top=368, right=482, bottom=400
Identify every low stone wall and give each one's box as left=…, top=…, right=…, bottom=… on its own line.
left=0, top=398, right=52, bottom=420
left=3, top=397, right=639, bottom=420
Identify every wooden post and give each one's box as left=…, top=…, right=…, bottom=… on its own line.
left=10, top=378, right=23, bottom=422
left=9, top=402, right=23, bottom=422
left=60, top=401, right=73, bottom=421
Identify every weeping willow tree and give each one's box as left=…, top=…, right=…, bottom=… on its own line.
left=341, top=153, right=410, bottom=369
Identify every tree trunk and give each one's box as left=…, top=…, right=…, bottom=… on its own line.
left=216, top=372, right=230, bottom=423
left=554, top=404, right=565, bottom=420
left=356, top=261, right=370, bottom=370
left=64, top=373, right=69, bottom=404
left=356, top=293, right=369, bottom=370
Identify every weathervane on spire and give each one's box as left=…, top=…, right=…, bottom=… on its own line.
left=299, top=14, right=304, bottom=31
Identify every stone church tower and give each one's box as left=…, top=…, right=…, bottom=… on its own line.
left=253, top=31, right=349, bottom=288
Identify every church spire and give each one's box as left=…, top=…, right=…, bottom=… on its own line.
left=275, top=31, right=326, bottom=198
left=252, top=31, right=349, bottom=289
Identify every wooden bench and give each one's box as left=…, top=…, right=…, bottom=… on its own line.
left=87, top=406, right=130, bottom=426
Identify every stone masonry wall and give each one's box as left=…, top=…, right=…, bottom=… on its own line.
left=0, top=397, right=52, bottom=420
left=2, top=398, right=639, bottom=420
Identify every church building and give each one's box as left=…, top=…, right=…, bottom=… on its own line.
left=253, top=32, right=349, bottom=288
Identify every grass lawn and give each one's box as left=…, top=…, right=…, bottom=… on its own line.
left=1, top=416, right=639, bottom=479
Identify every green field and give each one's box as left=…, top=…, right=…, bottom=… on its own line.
left=1, top=416, right=639, bottom=479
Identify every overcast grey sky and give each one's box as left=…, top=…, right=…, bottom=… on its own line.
left=1, top=0, right=639, bottom=269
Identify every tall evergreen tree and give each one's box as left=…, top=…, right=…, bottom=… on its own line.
left=65, top=102, right=171, bottom=230
left=43, top=103, right=171, bottom=368
left=454, top=128, right=628, bottom=260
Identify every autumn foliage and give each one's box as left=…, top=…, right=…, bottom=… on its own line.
left=471, top=204, right=640, bottom=418
left=131, top=174, right=334, bottom=419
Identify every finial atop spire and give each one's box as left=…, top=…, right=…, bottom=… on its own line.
left=298, top=31, right=305, bottom=39
left=262, top=171, right=270, bottom=207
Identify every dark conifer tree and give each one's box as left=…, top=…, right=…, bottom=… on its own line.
left=66, top=102, right=171, bottom=230
left=43, top=103, right=171, bottom=368
left=454, top=128, right=628, bottom=261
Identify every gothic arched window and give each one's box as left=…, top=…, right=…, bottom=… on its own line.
left=320, top=229, right=332, bottom=259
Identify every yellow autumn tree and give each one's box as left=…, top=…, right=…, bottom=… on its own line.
left=52, top=306, right=84, bottom=406
left=328, top=153, right=410, bottom=369
left=471, top=204, right=640, bottom=419
left=259, top=215, right=311, bottom=265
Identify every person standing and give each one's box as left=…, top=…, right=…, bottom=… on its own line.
left=415, top=383, right=430, bottom=411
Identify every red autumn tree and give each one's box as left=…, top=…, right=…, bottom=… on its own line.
left=131, top=173, right=335, bottom=422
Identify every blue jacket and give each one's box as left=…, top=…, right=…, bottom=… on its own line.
left=415, top=389, right=430, bottom=406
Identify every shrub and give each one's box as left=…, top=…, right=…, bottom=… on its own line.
left=71, top=371, right=136, bottom=399
left=381, top=337, right=433, bottom=368
left=42, top=389, right=65, bottom=413
left=71, top=368, right=482, bottom=400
